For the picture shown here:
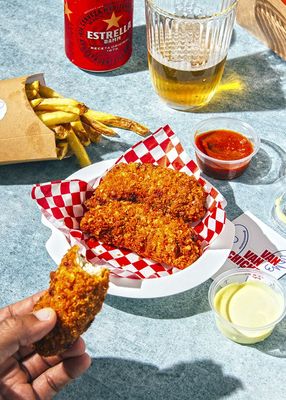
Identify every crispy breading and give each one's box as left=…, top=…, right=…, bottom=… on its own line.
left=86, top=163, right=207, bottom=223
left=80, top=202, right=202, bottom=269
left=33, top=246, right=109, bottom=356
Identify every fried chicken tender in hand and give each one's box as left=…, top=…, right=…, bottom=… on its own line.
left=33, top=246, right=109, bottom=356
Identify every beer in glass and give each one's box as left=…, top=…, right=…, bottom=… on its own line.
left=145, top=0, right=237, bottom=110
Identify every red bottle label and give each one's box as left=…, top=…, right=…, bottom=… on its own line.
left=64, top=0, right=134, bottom=72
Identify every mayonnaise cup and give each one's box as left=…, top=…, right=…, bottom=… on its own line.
left=208, top=269, right=286, bottom=344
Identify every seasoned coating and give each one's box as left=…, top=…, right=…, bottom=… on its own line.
left=33, top=246, right=109, bottom=356
left=86, top=162, right=207, bottom=223
left=80, top=201, right=202, bottom=269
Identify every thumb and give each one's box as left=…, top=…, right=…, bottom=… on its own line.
left=0, top=308, right=56, bottom=364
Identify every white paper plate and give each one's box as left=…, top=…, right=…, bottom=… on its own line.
left=42, top=159, right=235, bottom=298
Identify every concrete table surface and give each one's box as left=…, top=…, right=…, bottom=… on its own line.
left=1, top=1, right=286, bottom=399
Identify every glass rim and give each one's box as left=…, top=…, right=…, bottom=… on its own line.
left=271, top=182, right=286, bottom=235
left=145, top=0, right=238, bottom=21
left=208, top=268, right=286, bottom=332
left=192, top=117, right=260, bottom=165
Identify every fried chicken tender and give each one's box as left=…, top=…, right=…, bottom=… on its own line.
left=86, top=163, right=207, bottom=223
left=33, top=246, right=109, bottom=356
left=86, top=163, right=207, bottom=222
left=80, top=202, right=202, bottom=269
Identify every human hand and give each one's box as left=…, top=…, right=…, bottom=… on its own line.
left=0, top=292, right=91, bottom=399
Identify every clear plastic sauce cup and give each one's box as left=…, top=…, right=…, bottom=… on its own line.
left=192, top=117, right=260, bottom=180
left=208, top=269, right=286, bottom=344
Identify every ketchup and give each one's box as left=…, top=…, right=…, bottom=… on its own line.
left=195, top=130, right=254, bottom=180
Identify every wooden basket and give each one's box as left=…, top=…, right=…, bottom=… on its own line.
left=237, top=0, right=286, bottom=60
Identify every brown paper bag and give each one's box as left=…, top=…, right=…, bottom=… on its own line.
left=0, top=73, right=57, bottom=165
left=237, top=0, right=286, bottom=60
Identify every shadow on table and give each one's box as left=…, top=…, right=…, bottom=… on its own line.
left=230, top=29, right=237, bottom=48
left=58, top=358, right=243, bottom=400
left=253, top=316, right=286, bottom=358
left=234, top=146, right=272, bottom=185
left=0, top=137, right=131, bottom=185
left=106, top=279, right=212, bottom=319
left=85, top=25, right=148, bottom=77
left=197, top=51, right=286, bottom=113
left=202, top=176, right=244, bottom=221
left=235, top=139, right=286, bottom=185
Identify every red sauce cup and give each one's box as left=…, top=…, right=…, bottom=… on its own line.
left=192, top=117, right=260, bottom=180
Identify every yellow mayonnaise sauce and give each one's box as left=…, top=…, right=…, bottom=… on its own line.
left=214, top=281, right=284, bottom=344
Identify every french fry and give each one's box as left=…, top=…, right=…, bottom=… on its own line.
left=36, top=111, right=79, bottom=127
left=26, top=89, right=40, bottom=100
left=30, top=98, right=43, bottom=108
left=56, top=141, right=69, bottom=160
left=65, top=124, right=91, bottom=167
left=52, top=125, right=68, bottom=140
left=35, top=98, right=87, bottom=115
left=36, top=98, right=83, bottom=107
left=39, top=83, right=62, bottom=98
left=81, top=111, right=117, bottom=136
left=81, top=122, right=101, bottom=143
left=25, top=80, right=150, bottom=167
left=26, top=81, right=40, bottom=92
left=70, top=121, right=91, bottom=146
left=37, top=105, right=84, bottom=115
left=85, top=109, right=149, bottom=136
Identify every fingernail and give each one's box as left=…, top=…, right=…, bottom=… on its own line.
left=33, top=308, right=54, bottom=321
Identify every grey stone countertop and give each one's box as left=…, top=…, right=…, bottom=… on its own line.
left=1, top=1, right=286, bottom=399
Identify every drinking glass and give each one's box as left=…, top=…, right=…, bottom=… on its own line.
left=145, top=0, right=237, bottom=111
left=272, top=178, right=286, bottom=236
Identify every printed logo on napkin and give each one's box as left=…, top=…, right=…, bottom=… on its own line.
left=215, top=211, right=286, bottom=279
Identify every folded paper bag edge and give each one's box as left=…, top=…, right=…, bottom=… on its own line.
left=0, top=73, right=57, bottom=164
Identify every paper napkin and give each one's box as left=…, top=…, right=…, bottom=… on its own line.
left=214, top=211, right=286, bottom=279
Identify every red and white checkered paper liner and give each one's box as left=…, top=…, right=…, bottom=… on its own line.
left=32, top=125, right=226, bottom=280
